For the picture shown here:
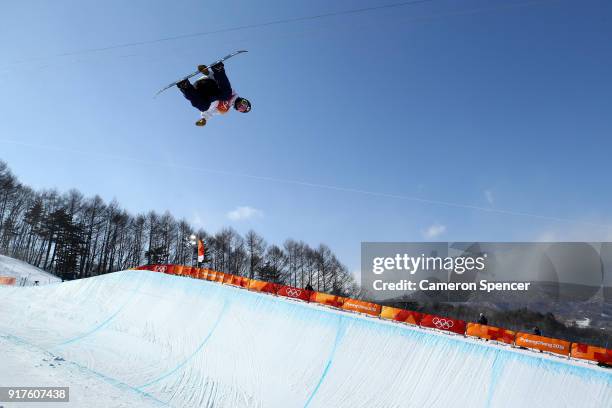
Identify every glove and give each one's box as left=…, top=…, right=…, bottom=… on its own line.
left=211, top=62, right=224, bottom=72
left=197, top=65, right=209, bottom=75
left=177, top=79, right=190, bottom=90
left=195, top=118, right=207, bottom=127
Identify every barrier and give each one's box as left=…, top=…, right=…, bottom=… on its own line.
left=176, top=266, right=194, bottom=277
left=134, top=264, right=610, bottom=366
left=224, top=275, right=251, bottom=288
left=248, top=279, right=280, bottom=294
left=341, top=298, right=381, bottom=317
left=135, top=265, right=156, bottom=272
left=150, top=264, right=169, bottom=273
left=198, top=268, right=215, bottom=280
left=571, top=343, right=612, bottom=365
left=515, top=333, right=571, bottom=356
left=380, top=306, right=422, bottom=326
left=309, top=292, right=345, bottom=308
left=0, top=276, right=16, bottom=286
left=420, top=314, right=466, bottom=335
left=212, top=271, right=227, bottom=283
left=276, top=285, right=311, bottom=302
left=466, top=323, right=515, bottom=345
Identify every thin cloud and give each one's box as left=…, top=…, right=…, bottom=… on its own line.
left=227, top=206, right=263, bottom=221
left=423, top=223, right=447, bottom=239
left=484, top=190, right=494, bottom=206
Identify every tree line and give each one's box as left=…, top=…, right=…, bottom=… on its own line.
left=0, top=160, right=358, bottom=297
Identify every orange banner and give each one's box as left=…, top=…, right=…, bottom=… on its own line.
left=212, top=271, right=227, bottom=283
left=197, top=268, right=214, bottom=280
left=515, top=333, right=570, bottom=356
left=176, top=266, right=195, bottom=277
left=309, top=292, right=345, bottom=308
left=276, top=285, right=311, bottom=301
left=247, top=279, right=280, bottom=294
left=466, top=323, right=515, bottom=345
left=0, top=276, right=16, bottom=286
left=223, top=274, right=251, bottom=288
left=571, top=343, right=612, bottom=365
left=341, top=298, right=382, bottom=317
left=380, top=306, right=422, bottom=325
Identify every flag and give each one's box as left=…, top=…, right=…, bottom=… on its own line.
left=197, top=239, right=205, bottom=263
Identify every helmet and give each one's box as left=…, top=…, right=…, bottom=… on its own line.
left=234, top=97, right=251, bottom=113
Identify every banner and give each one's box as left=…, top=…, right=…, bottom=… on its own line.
left=248, top=279, right=280, bottom=294
left=135, top=265, right=156, bottom=271
left=466, top=323, right=515, bottom=345
left=309, top=292, right=345, bottom=308
left=200, top=269, right=223, bottom=282
left=198, top=268, right=215, bottom=280
left=515, top=333, right=571, bottom=356
left=571, top=343, right=612, bottom=365
left=380, top=306, right=422, bottom=325
left=276, top=285, right=311, bottom=302
left=420, top=314, right=466, bottom=335
left=197, top=239, right=205, bottom=263
left=341, top=298, right=382, bottom=317
left=177, top=266, right=194, bottom=277
left=213, top=271, right=227, bottom=283
left=223, top=274, right=251, bottom=288
left=151, top=264, right=169, bottom=273
left=0, top=276, right=16, bottom=286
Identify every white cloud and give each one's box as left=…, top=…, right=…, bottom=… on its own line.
left=534, top=223, right=612, bottom=242
left=422, top=223, right=447, bottom=239
left=227, top=206, right=263, bottom=221
left=484, top=189, right=494, bottom=205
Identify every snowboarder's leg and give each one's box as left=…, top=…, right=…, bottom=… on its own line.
left=195, top=111, right=207, bottom=127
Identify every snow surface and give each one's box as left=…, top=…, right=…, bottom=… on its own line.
left=0, top=254, right=61, bottom=286
left=0, top=270, right=610, bottom=407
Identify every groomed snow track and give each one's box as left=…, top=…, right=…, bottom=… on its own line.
left=0, top=270, right=610, bottom=407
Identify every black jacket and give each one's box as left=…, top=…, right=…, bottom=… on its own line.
left=177, top=65, right=233, bottom=112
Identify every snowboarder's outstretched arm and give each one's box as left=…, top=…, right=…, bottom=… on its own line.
left=211, top=63, right=233, bottom=101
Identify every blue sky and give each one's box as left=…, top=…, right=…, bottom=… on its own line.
left=1, top=0, right=611, bottom=276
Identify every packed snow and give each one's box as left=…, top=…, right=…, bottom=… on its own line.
left=0, top=254, right=61, bottom=286
left=0, top=270, right=610, bottom=407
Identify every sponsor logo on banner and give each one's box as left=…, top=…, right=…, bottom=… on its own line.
left=432, top=317, right=454, bottom=330
left=153, top=265, right=167, bottom=273
left=286, top=288, right=302, bottom=298
left=420, top=314, right=466, bottom=335
left=515, top=333, right=570, bottom=356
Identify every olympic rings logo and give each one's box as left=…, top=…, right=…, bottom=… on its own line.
left=285, top=288, right=303, bottom=298
left=432, top=317, right=454, bottom=330
left=153, top=265, right=167, bottom=273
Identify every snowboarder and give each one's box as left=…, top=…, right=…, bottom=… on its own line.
left=177, top=62, right=251, bottom=126
left=477, top=313, right=488, bottom=325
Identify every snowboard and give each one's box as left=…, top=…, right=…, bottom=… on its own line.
left=154, top=50, right=248, bottom=97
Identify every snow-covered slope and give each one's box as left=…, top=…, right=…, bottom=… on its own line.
left=0, top=270, right=610, bottom=407
left=0, top=254, right=61, bottom=286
